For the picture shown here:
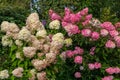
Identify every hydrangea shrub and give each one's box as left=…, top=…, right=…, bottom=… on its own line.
left=1, top=7, right=120, bottom=80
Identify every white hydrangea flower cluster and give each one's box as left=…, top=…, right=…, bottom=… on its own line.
left=49, top=20, right=60, bottom=29
left=0, top=70, right=9, bottom=79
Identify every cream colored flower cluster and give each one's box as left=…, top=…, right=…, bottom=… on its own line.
left=1, top=21, right=19, bottom=33
left=1, top=21, right=20, bottom=46
left=26, top=13, right=44, bottom=33
left=49, top=20, right=60, bottom=29
left=30, top=32, right=65, bottom=75
left=0, top=12, right=72, bottom=80
left=0, top=70, right=9, bottom=79
left=2, top=35, right=13, bottom=46
left=64, top=38, right=72, bottom=46
left=18, top=27, right=31, bottom=42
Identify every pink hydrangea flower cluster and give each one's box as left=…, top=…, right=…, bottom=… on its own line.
left=100, top=22, right=115, bottom=31
left=73, top=46, right=84, bottom=55
left=74, top=72, right=81, bottom=78
left=100, top=29, right=109, bottom=37
left=49, top=9, right=61, bottom=21
left=105, top=36, right=120, bottom=48
left=74, top=56, right=83, bottom=64
left=91, top=31, right=100, bottom=41
left=63, top=8, right=81, bottom=24
left=102, top=76, right=113, bottom=80
left=66, top=46, right=84, bottom=58
left=105, top=67, right=120, bottom=74
left=115, top=22, right=120, bottom=28
left=82, top=14, right=92, bottom=26
left=109, top=30, right=119, bottom=37
left=100, top=21, right=120, bottom=48
left=89, top=47, right=96, bottom=55
left=62, top=23, right=80, bottom=36
left=49, top=7, right=92, bottom=36
left=105, top=40, right=116, bottom=48
left=65, top=46, right=84, bottom=65
left=81, top=28, right=92, bottom=37
left=66, top=50, right=74, bottom=58
left=64, top=47, right=84, bottom=78
left=100, top=22, right=118, bottom=38
left=88, top=62, right=101, bottom=70
left=81, top=28, right=100, bottom=41
left=114, top=36, right=120, bottom=47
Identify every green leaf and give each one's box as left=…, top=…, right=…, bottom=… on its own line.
left=25, top=61, right=28, bottom=69
left=11, top=76, right=15, bottom=80
left=114, top=79, right=120, bottom=80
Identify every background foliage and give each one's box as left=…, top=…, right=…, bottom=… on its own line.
left=0, top=0, right=120, bottom=23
